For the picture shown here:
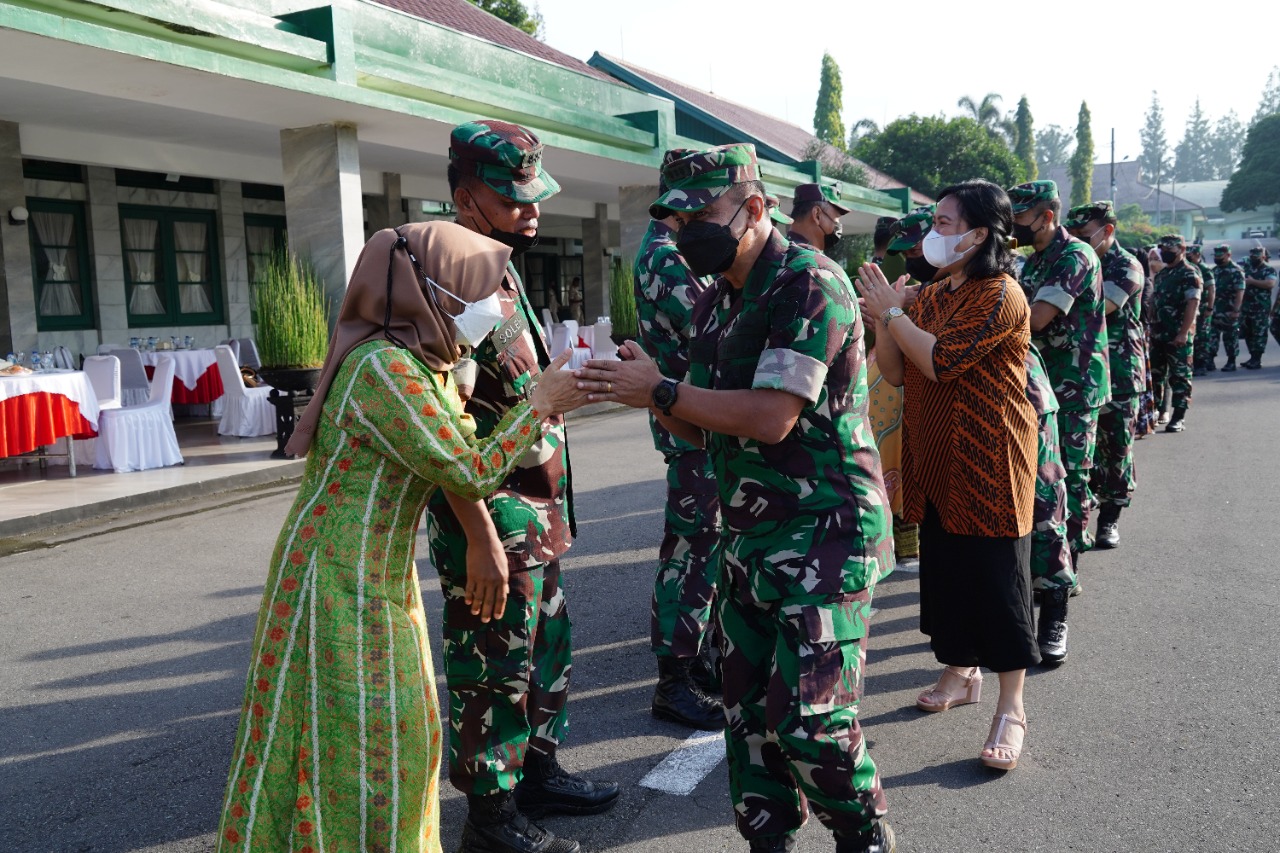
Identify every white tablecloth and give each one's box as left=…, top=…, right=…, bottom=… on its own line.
left=0, top=370, right=100, bottom=429
left=139, top=349, right=218, bottom=391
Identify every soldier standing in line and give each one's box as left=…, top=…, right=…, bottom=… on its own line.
left=1239, top=246, right=1277, bottom=369
left=787, top=182, right=849, bottom=256
left=1008, top=181, right=1110, bottom=588
left=1148, top=234, right=1202, bottom=433
left=1064, top=202, right=1145, bottom=552
left=577, top=143, right=896, bottom=853
left=1207, top=244, right=1246, bottom=372
left=425, top=120, right=618, bottom=853
left=1188, top=244, right=1216, bottom=375
left=633, top=148, right=724, bottom=732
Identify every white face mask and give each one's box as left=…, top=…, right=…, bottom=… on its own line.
left=922, top=227, right=976, bottom=268
left=426, top=278, right=505, bottom=347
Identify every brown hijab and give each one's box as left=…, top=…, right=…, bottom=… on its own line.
left=284, top=221, right=511, bottom=457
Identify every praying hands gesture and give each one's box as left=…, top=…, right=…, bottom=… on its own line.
left=852, top=262, right=909, bottom=324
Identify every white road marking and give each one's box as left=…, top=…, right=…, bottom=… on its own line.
left=638, top=731, right=726, bottom=795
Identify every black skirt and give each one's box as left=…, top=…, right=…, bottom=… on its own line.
left=918, top=503, right=1041, bottom=672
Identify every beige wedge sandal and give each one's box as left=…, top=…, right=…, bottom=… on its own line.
left=916, top=666, right=983, bottom=713
left=981, top=713, right=1027, bottom=770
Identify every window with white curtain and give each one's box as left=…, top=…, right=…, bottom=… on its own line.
left=28, top=198, right=94, bottom=331
left=120, top=206, right=223, bottom=326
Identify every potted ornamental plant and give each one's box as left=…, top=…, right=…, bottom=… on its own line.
left=252, top=250, right=330, bottom=392
left=608, top=259, right=638, bottom=344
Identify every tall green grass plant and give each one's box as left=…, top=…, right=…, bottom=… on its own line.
left=252, top=251, right=331, bottom=369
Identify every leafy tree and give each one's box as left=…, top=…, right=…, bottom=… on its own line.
left=958, top=93, right=1015, bottom=146
left=469, top=0, right=543, bottom=39
left=1113, top=203, right=1160, bottom=253
left=1252, top=66, right=1280, bottom=127
left=1174, top=99, right=1215, bottom=181
left=1221, top=113, right=1280, bottom=212
left=1070, top=102, right=1095, bottom=207
left=1209, top=111, right=1245, bottom=179
left=1036, top=125, right=1074, bottom=173
left=1140, top=91, right=1171, bottom=184
left=847, top=118, right=879, bottom=150
left=1014, top=96, right=1037, bottom=180
left=814, top=53, right=846, bottom=151
left=853, top=114, right=1026, bottom=199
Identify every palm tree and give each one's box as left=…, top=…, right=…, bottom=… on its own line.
left=958, top=93, right=1015, bottom=146
left=847, top=118, right=880, bottom=150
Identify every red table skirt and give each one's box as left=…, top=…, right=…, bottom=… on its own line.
left=0, top=392, right=96, bottom=458
left=144, top=363, right=225, bottom=404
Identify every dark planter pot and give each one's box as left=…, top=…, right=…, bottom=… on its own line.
left=258, top=366, right=323, bottom=393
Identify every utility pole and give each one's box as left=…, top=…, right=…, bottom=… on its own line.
left=1110, top=128, right=1117, bottom=201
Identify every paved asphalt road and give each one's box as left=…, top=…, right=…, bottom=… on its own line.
left=2, top=363, right=1279, bottom=852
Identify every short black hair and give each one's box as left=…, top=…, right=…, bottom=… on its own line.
left=728, top=180, right=765, bottom=204
left=936, top=179, right=1018, bottom=281
left=790, top=199, right=821, bottom=222
left=447, top=162, right=482, bottom=198
left=873, top=220, right=897, bottom=252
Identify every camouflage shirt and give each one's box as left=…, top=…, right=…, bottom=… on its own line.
left=425, top=263, right=574, bottom=570
left=1241, top=259, right=1277, bottom=312
left=633, top=219, right=713, bottom=458
left=687, top=228, right=893, bottom=606
left=1150, top=260, right=1202, bottom=342
left=1019, top=225, right=1111, bottom=411
left=1211, top=261, right=1246, bottom=314
left=1099, top=241, right=1147, bottom=396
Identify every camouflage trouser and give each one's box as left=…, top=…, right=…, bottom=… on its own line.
left=1194, top=303, right=1214, bottom=367
left=719, top=580, right=886, bottom=841
left=429, top=532, right=571, bottom=795
left=1056, top=407, right=1100, bottom=556
left=1207, top=312, right=1240, bottom=362
left=1272, top=306, right=1280, bottom=348
left=1241, top=301, right=1271, bottom=358
left=1031, top=409, right=1073, bottom=592
left=1091, top=394, right=1139, bottom=509
left=652, top=449, right=722, bottom=659
left=1150, top=338, right=1194, bottom=412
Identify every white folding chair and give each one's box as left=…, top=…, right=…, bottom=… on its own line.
left=237, top=337, right=262, bottom=370
left=97, top=342, right=125, bottom=355
left=93, top=355, right=183, bottom=473
left=214, top=345, right=275, bottom=436
left=82, top=355, right=122, bottom=411
left=109, top=348, right=152, bottom=407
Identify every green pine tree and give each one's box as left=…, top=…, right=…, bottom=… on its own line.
left=1140, top=91, right=1170, bottom=184
left=813, top=53, right=846, bottom=151
left=1014, top=96, right=1037, bottom=180
left=1251, top=66, right=1280, bottom=126
left=1069, top=101, right=1094, bottom=207
left=1209, top=110, right=1245, bottom=179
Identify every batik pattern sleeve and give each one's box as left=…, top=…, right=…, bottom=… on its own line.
left=752, top=264, right=850, bottom=403
left=929, top=280, right=1025, bottom=383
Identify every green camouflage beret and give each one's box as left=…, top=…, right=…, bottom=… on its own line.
left=650, top=144, right=761, bottom=219
left=1064, top=200, right=1115, bottom=230
left=449, top=120, right=560, bottom=203
left=1007, top=180, right=1059, bottom=214
left=1213, top=244, right=1231, bottom=256
left=794, top=182, right=852, bottom=215
left=1158, top=233, right=1186, bottom=248
left=887, top=205, right=935, bottom=253
left=766, top=195, right=793, bottom=225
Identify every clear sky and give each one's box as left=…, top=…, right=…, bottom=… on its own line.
left=535, top=0, right=1276, bottom=170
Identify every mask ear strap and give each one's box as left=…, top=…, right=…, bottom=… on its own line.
left=383, top=229, right=413, bottom=351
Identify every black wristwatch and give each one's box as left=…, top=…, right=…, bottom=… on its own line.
left=652, top=378, right=680, bottom=415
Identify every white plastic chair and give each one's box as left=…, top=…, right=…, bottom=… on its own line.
left=53, top=345, right=76, bottom=369
left=93, top=355, right=183, bottom=473
left=237, top=337, right=261, bottom=370
left=83, top=355, right=122, bottom=411
left=214, top=345, right=274, bottom=436
left=109, top=348, right=152, bottom=407
left=97, top=342, right=124, bottom=355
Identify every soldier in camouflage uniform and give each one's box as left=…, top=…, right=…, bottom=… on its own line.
left=1188, top=245, right=1217, bottom=375
left=425, top=120, right=617, bottom=853
left=1148, top=234, right=1202, bottom=432
left=1065, top=202, right=1145, bottom=552
left=1009, top=181, right=1111, bottom=589
left=633, top=148, right=724, bottom=732
left=1239, top=247, right=1278, bottom=369
left=1207, top=244, right=1246, bottom=371
left=787, top=181, right=850, bottom=256
left=576, top=143, right=895, bottom=853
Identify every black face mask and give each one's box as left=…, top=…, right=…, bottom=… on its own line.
left=819, top=209, right=843, bottom=253
left=904, top=254, right=940, bottom=283
left=1159, top=250, right=1179, bottom=265
left=1012, top=221, right=1040, bottom=249
left=677, top=199, right=749, bottom=276
left=472, top=201, right=538, bottom=258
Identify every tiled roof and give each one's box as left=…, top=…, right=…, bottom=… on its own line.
left=1046, top=162, right=1201, bottom=214
left=370, top=0, right=616, bottom=83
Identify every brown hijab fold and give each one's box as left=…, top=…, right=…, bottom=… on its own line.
left=284, top=221, right=511, bottom=457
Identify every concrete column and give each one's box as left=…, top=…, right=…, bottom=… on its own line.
left=84, top=166, right=126, bottom=348
left=619, top=184, right=659, bottom=271
left=217, top=180, right=252, bottom=340
left=579, top=202, right=611, bottom=321
left=0, top=121, right=36, bottom=355
left=280, top=122, right=364, bottom=324
left=366, top=172, right=405, bottom=235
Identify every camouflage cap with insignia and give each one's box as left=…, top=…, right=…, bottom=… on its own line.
left=887, top=205, right=936, bottom=254
left=1158, top=233, right=1186, bottom=248
left=1213, top=243, right=1231, bottom=256
left=766, top=195, right=793, bottom=226
left=1064, top=200, right=1115, bottom=230
left=658, top=147, right=695, bottom=195
left=1187, top=243, right=1203, bottom=255
left=649, top=144, right=761, bottom=219
left=1250, top=246, right=1265, bottom=256
left=449, top=119, right=561, bottom=203
left=1007, top=180, right=1060, bottom=214
left=793, top=182, right=852, bottom=216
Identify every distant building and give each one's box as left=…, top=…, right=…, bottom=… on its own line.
left=1172, top=180, right=1277, bottom=241
left=1047, top=162, right=1202, bottom=238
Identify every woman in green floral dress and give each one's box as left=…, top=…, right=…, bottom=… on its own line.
left=216, top=222, right=584, bottom=852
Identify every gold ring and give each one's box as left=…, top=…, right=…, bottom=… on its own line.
left=606, top=382, right=612, bottom=393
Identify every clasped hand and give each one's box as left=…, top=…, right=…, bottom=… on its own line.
left=852, top=262, right=909, bottom=322
left=528, top=349, right=592, bottom=418
left=573, top=341, right=663, bottom=407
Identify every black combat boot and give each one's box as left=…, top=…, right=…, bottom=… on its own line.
left=1038, top=587, right=1070, bottom=666
left=1068, top=550, right=1082, bottom=598
left=690, top=639, right=723, bottom=694
left=1222, top=359, right=1237, bottom=372
left=1206, top=359, right=1217, bottom=372
left=1242, top=356, right=1262, bottom=370
left=459, top=791, right=580, bottom=853
left=834, top=820, right=896, bottom=853
left=1165, top=406, right=1187, bottom=432
left=747, top=834, right=797, bottom=852
left=1095, top=503, right=1122, bottom=549
left=513, top=751, right=619, bottom=819
left=652, top=657, right=725, bottom=731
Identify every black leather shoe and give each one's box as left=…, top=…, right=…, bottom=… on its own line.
left=1037, top=588, right=1070, bottom=666
left=835, top=820, right=896, bottom=853
left=460, top=792, right=580, bottom=853
left=690, top=641, right=722, bottom=694
left=514, top=752, right=619, bottom=818
left=1206, top=361, right=1217, bottom=372
left=653, top=657, right=725, bottom=731
left=1243, top=357, right=1262, bottom=370
left=747, top=834, right=797, bottom=852
left=1222, top=361, right=1237, bottom=372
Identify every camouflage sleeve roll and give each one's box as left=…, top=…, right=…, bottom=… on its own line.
left=750, top=266, right=849, bottom=403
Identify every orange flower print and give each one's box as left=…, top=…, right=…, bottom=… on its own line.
left=297, top=794, right=312, bottom=810
left=256, top=677, right=270, bottom=692
left=262, top=652, right=276, bottom=667
left=231, top=804, right=245, bottom=819
left=405, top=381, right=423, bottom=395
left=300, top=525, right=317, bottom=541
left=328, top=482, right=341, bottom=495
left=337, top=458, right=352, bottom=472
left=252, top=702, right=265, bottom=718
left=282, top=577, right=299, bottom=592
left=269, top=626, right=285, bottom=642
left=275, top=601, right=292, bottom=618
left=501, top=439, right=516, bottom=453
left=224, top=828, right=241, bottom=843
left=298, top=820, right=314, bottom=835
left=290, top=550, right=306, bottom=566
left=422, top=403, right=437, bottom=417
left=388, top=360, right=409, bottom=375
left=313, top=504, right=328, bottom=517
left=491, top=452, right=503, bottom=467
left=437, top=426, right=452, bottom=441
left=520, top=424, right=532, bottom=436
left=246, top=754, right=257, bottom=768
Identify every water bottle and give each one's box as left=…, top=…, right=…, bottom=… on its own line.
left=42, top=351, right=54, bottom=370
left=129, top=336, right=139, bottom=349
left=30, top=351, right=42, bottom=369
left=147, top=336, right=156, bottom=351
left=5, top=352, right=14, bottom=364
